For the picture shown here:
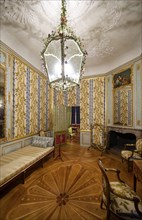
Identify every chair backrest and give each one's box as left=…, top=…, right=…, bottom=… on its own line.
left=39, top=130, right=45, bottom=137
left=68, top=127, right=73, bottom=135
left=98, top=159, right=111, bottom=207
left=136, top=138, right=142, bottom=152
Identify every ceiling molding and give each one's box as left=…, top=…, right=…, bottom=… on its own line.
left=0, top=40, right=47, bottom=78
left=82, top=54, right=142, bottom=80
left=1, top=0, right=141, bottom=77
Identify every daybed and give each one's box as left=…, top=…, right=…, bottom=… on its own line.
left=0, top=136, right=54, bottom=196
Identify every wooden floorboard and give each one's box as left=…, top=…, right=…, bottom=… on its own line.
left=0, top=143, right=141, bottom=220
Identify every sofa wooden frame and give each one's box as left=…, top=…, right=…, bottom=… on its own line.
left=0, top=136, right=55, bottom=197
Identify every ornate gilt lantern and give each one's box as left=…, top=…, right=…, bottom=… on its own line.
left=41, top=0, right=87, bottom=90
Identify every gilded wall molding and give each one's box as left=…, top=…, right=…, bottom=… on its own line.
left=13, top=58, right=27, bottom=138
left=83, top=54, right=141, bottom=79
left=0, top=64, right=7, bottom=142
left=80, top=79, right=90, bottom=130
left=29, top=69, right=38, bottom=134
left=107, top=56, right=140, bottom=77
left=40, top=77, right=47, bottom=131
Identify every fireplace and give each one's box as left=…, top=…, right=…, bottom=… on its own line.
left=107, top=126, right=142, bottom=154
left=108, top=131, right=136, bottom=148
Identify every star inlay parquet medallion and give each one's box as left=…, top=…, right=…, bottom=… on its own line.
left=6, top=160, right=104, bottom=220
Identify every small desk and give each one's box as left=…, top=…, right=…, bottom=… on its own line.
left=133, top=160, right=142, bottom=192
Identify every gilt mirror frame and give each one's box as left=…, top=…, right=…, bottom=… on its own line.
left=0, top=65, right=6, bottom=142
left=112, top=66, right=133, bottom=127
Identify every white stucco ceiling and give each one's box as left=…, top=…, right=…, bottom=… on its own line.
left=0, top=0, right=142, bottom=76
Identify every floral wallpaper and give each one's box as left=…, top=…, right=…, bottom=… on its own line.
left=1, top=46, right=49, bottom=141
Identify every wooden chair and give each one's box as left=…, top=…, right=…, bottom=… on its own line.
left=39, top=130, right=45, bottom=137
left=98, top=159, right=142, bottom=220
left=68, top=127, right=76, bottom=141
left=121, top=138, right=142, bottom=172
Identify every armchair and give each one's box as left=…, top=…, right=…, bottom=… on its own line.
left=121, top=138, right=142, bottom=172
left=68, top=127, right=76, bottom=141
left=98, top=159, right=142, bottom=220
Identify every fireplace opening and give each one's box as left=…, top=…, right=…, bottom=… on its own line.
left=108, top=131, right=136, bottom=154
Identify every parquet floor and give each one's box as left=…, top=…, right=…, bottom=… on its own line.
left=0, top=143, right=141, bottom=220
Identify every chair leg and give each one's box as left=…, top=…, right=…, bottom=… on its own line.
left=100, top=197, right=104, bottom=209
left=100, top=198, right=110, bottom=220
left=128, top=161, right=133, bottom=172
left=128, top=161, right=130, bottom=172
left=106, top=209, right=110, bottom=220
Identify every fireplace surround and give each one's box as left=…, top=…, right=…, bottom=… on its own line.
left=107, top=126, right=142, bottom=150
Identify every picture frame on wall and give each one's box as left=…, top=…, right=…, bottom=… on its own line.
left=113, top=68, right=131, bottom=88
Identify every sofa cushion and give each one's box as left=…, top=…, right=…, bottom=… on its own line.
left=46, top=137, right=54, bottom=147
left=32, top=136, right=50, bottom=148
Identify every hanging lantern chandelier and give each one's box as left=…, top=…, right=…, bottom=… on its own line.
left=41, top=0, right=87, bottom=90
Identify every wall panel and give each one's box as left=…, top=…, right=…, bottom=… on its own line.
left=40, top=77, right=47, bottom=131
left=30, top=69, right=38, bottom=134
left=80, top=79, right=90, bottom=131
left=13, top=58, right=26, bottom=138
left=1, top=43, right=49, bottom=142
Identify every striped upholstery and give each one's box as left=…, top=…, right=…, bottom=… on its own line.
left=121, top=150, right=142, bottom=160
left=0, top=145, right=54, bottom=186
left=121, top=138, right=142, bottom=160
left=136, top=139, right=142, bottom=152
left=121, top=138, right=142, bottom=172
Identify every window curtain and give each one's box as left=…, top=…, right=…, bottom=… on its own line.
left=71, top=106, right=76, bottom=124
left=53, top=105, right=71, bottom=132
left=76, top=106, right=80, bottom=124
left=66, top=106, right=71, bottom=128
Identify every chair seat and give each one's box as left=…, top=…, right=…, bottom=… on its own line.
left=109, top=182, right=142, bottom=218
left=98, top=159, right=142, bottom=219
left=121, top=150, right=142, bottom=160
left=70, top=133, right=75, bottom=137
left=110, top=194, right=142, bottom=218
left=110, top=182, right=139, bottom=200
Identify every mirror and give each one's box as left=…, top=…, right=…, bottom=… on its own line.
left=0, top=67, right=5, bottom=139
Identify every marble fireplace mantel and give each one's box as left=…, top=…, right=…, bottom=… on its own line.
left=107, top=126, right=142, bottom=139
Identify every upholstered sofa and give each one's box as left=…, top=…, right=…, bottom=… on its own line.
left=0, top=136, right=54, bottom=196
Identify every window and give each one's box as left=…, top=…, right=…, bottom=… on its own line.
left=71, top=106, right=80, bottom=125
